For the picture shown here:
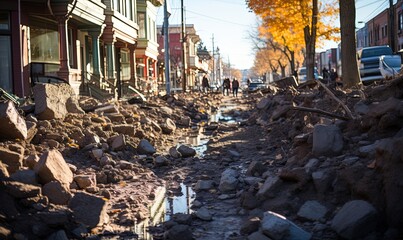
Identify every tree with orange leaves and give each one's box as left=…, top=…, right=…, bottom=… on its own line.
left=247, top=0, right=339, bottom=81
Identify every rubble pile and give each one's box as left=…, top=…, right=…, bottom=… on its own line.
left=0, top=82, right=222, bottom=239
left=186, top=78, right=402, bottom=240
left=148, top=79, right=403, bottom=240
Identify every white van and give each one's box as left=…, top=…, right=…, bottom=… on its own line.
left=379, top=55, right=401, bottom=80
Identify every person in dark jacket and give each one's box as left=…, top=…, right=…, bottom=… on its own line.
left=232, top=78, right=239, bottom=97
left=223, top=78, right=230, bottom=96
left=202, top=74, right=210, bottom=93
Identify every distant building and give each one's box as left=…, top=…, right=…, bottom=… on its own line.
left=157, top=24, right=208, bottom=91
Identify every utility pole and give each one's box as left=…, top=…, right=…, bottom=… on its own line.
left=389, top=0, right=395, bottom=52
left=164, top=0, right=170, bottom=95
left=212, top=34, right=215, bottom=86
left=216, top=47, right=220, bottom=85
left=181, top=0, right=187, bottom=91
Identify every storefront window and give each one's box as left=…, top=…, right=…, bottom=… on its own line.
left=0, top=12, right=12, bottom=92
left=30, top=27, right=59, bottom=64
left=0, top=12, right=9, bottom=30
left=0, top=36, right=12, bottom=92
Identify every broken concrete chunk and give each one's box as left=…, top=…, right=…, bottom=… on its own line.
left=112, top=125, right=135, bottom=136
left=34, top=150, right=73, bottom=185
left=111, top=134, right=126, bottom=151
left=68, top=192, right=109, bottom=229
left=312, top=124, right=343, bottom=156
left=137, top=139, right=156, bottom=155
left=42, top=181, right=72, bottom=205
left=0, top=146, right=24, bottom=174
left=3, top=181, right=41, bottom=199
left=219, top=168, right=239, bottom=192
left=74, top=175, right=96, bottom=189
left=331, top=200, right=377, bottom=240
left=33, top=83, right=78, bottom=120
left=0, top=101, right=27, bottom=140
left=261, top=211, right=312, bottom=240
left=297, top=200, right=328, bottom=221
left=177, top=145, right=196, bottom=158
left=10, top=169, right=38, bottom=185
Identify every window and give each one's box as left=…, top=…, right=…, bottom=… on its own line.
left=30, top=27, right=59, bottom=63
left=0, top=36, right=12, bottom=92
left=68, top=28, right=75, bottom=68
left=120, top=49, right=130, bottom=81
left=136, top=58, right=144, bottom=78
left=399, top=12, right=403, bottom=30
left=138, top=12, right=146, bottom=38
left=0, top=12, right=12, bottom=92
left=0, top=12, right=10, bottom=30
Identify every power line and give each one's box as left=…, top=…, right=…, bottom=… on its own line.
left=356, top=0, right=386, bottom=10
left=363, top=0, right=388, bottom=22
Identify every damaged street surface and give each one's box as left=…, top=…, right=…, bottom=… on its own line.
left=1, top=77, right=403, bottom=240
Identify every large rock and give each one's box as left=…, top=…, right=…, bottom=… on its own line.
left=74, top=175, right=96, bottom=189
left=165, top=224, right=193, bottom=240
left=256, top=176, right=281, bottom=200
left=177, top=145, right=196, bottom=158
left=112, top=125, right=135, bottom=136
left=34, top=150, right=73, bottom=185
left=367, top=97, right=401, bottom=118
left=161, top=118, right=176, bottom=134
left=111, top=134, right=125, bottom=151
left=10, top=169, right=38, bottom=185
left=218, top=168, right=239, bottom=192
left=375, top=137, right=403, bottom=230
left=3, top=181, right=41, bottom=199
left=261, top=211, right=312, bottom=240
left=331, top=200, right=377, bottom=240
left=195, top=207, right=212, bottom=221
left=0, top=146, right=24, bottom=174
left=42, top=181, right=72, bottom=205
left=297, top=200, right=328, bottom=221
left=68, top=192, right=109, bottom=229
left=0, top=101, right=27, bottom=140
left=33, top=83, right=82, bottom=120
left=257, top=98, right=271, bottom=110
left=137, top=139, right=156, bottom=155
left=312, top=124, right=343, bottom=156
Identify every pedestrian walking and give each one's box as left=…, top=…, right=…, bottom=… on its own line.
left=202, top=74, right=210, bottom=93
left=330, top=69, right=338, bottom=82
left=223, top=78, right=230, bottom=96
left=232, top=78, right=239, bottom=97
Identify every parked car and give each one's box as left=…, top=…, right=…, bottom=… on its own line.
left=247, top=81, right=266, bottom=91
left=379, top=55, right=401, bottom=80
left=297, top=67, right=321, bottom=83
left=357, top=46, right=393, bottom=83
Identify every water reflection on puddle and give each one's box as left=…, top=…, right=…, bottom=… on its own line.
left=134, top=183, right=195, bottom=240
left=165, top=183, right=196, bottom=220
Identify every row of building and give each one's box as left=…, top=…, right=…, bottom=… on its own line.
left=1, top=0, right=213, bottom=100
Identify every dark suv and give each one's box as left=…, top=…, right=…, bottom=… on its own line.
left=357, top=46, right=393, bottom=82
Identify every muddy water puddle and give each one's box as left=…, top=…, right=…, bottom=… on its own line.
left=134, top=104, right=243, bottom=239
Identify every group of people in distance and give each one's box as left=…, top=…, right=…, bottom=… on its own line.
left=201, top=74, right=240, bottom=97
left=222, top=77, right=239, bottom=97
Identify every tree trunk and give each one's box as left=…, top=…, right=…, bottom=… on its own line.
left=304, top=0, right=318, bottom=81
left=339, top=0, right=361, bottom=87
